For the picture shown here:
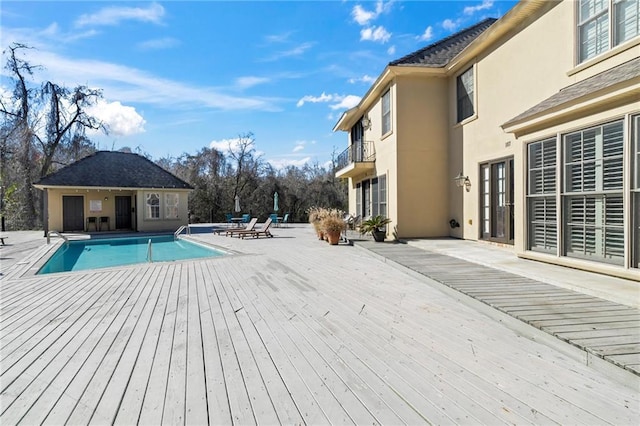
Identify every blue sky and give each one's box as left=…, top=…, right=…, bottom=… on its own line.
left=1, top=0, right=517, bottom=168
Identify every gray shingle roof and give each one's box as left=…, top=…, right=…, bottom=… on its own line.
left=504, top=57, right=640, bottom=126
left=389, top=18, right=497, bottom=68
left=35, top=151, right=193, bottom=189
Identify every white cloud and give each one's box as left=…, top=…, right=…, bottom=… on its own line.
left=235, top=76, right=270, bottom=89
left=360, top=26, right=391, bottom=43
left=209, top=137, right=256, bottom=154
left=75, top=2, right=165, bottom=27
left=262, top=42, right=314, bottom=61
left=348, top=75, right=376, bottom=84
left=88, top=100, right=146, bottom=136
left=265, top=32, right=293, bottom=43
left=330, top=95, right=361, bottom=110
left=387, top=45, right=396, bottom=55
left=9, top=50, right=275, bottom=111
left=442, top=19, right=458, bottom=31
left=137, top=37, right=180, bottom=50
left=352, top=1, right=394, bottom=26
left=418, top=26, right=434, bottom=41
left=352, top=5, right=377, bottom=25
left=296, top=92, right=333, bottom=107
left=293, top=142, right=305, bottom=152
left=268, top=157, right=312, bottom=169
left=464, top=0, right=494, bottom=15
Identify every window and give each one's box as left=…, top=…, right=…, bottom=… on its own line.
left=457, top=66, right=474, bottom=122
left=563, top=120, right=624, bottom=264
left=146, top=193, right=160, bottom=219
left=578, top=0, right=640, bottom=63
left=355, top=182, right=362, bottom=218
left=355, top=174, right=387, bottom=220
left=633, top=115, right=640, bottom=268
left=381, top=90, right=391, bottom=135
left=527, top=138, right=557, bottom=253
left=165, top=193, right=179, bottom=219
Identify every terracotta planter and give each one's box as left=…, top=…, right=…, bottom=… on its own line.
left=325, top=230, right=341, bottom=245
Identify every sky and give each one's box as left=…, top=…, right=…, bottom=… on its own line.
left=1, top=0, right=518, bottom=168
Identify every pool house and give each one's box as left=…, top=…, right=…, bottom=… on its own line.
left=34, top=151, right=193, bottom=234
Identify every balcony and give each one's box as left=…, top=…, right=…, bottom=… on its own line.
left=335, top=140, right=375, bottom=179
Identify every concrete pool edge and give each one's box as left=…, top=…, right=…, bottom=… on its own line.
left=18, top=232, right=239, bottom=278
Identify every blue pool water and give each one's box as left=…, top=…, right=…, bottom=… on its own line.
left=38, top=235, right=225, bottom=274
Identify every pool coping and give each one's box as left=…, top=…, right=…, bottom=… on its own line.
left=19, top=232, right=239, bottom=278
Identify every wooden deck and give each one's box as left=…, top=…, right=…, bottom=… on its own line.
left=358, top=241, right=640, bottom=376
left=1, top=226, right=638, bottom=424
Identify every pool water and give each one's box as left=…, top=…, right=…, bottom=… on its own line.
left=38, top=235, right=225, bottom=274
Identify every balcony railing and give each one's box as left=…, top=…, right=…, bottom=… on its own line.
left=336, top=140, right=375, bottom=171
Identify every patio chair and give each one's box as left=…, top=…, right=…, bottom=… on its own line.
left=225, top=213, right=233, bottom=225
left=99, top=216, right=110, bottom=231
left=224, top=217, right=258, bottom=237
left=239, top=217, right=274, bottom=239
left=281, top=213, right=289, bottom=228
left=86, top=216, right=98, bottom=232
left=269, top=213, right=279, bottom=227
left=241, top=213, right=250, bottom=223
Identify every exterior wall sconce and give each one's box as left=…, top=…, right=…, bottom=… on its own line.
left=454, top=172, right=471, bottom=190
left=104, top=196, right=108, bottom=201
left=361, top=115, right=371, bottom=130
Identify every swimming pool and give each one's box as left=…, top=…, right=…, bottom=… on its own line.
left=38, top=235, right=225, bottom=274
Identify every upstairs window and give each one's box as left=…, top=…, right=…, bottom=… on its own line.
left=457, top=66, right=474, bottom=123
left=578, top=0, right=639, bottom=63
left=381, top=90, right=391, bottom=135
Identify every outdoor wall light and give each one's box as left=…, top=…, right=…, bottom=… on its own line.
left=361, top=115, right=371, bottom=130
left=454, top=172, right=471, bottom=189
left=104, top=196, right=108, bottom=201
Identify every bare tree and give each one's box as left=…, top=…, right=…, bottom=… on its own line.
left=0, top=43, right=105, bottom=229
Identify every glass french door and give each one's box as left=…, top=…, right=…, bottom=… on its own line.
left=480, top=158, right=514, bottom=244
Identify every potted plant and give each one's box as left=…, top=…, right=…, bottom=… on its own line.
left=321, top=209, right=346, bottom=245
left=358, top=215, right=392, bottom=242
left=307, top=206, right=326, bottom=240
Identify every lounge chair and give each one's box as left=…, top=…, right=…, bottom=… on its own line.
left=0, top=235, right=7, bottom=245
left=239, top=217, right=274, bottom=239
left=224, top=217, right=258, bottom=237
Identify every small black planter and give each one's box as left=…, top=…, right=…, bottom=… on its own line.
left=372, top=229, right=386, bottom=242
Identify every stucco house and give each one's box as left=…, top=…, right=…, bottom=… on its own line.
left=334, top=0, right=639, bottom=281
left=34, top=151, right=193, bottom=234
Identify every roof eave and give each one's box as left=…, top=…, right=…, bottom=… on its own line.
left=446, top=0, right=558, bottom=74
left=502, top=80, right=640, bottom=137
left=332, top=66, right=446, bottom=132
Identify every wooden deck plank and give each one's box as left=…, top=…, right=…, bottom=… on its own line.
left=229, top=261, right=358, bottom=425
left=200, top=261, right=255, bottom=425
left=1, top=267, right=145, bottom=425
left=195, top=261, right=233, bottom=425
left=0, top=268, right=134, bottom=400
left=1, top=271, right=115, bottom=357
left=1, top=229, right=638, bottom=424
left=137, top=265, right=181, bottom=425
left=57, top=267, right=158, bottom=425
left=250, top=256, right=560, bottom=423
left=160, top=264, right=189, bottom=425
left=113, top=265, right=174, bottom=425
left=230, top=266, right=331, bottom=425
left=212, top=259, right=282, bottom=425
left=184, top=262, right=211, bottom=426
left=308, top=253, right=638, bottom=424
left=20, top=265, right=165, bottom=425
